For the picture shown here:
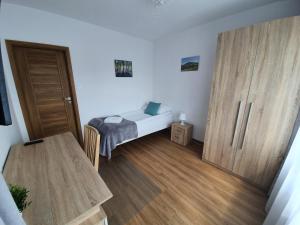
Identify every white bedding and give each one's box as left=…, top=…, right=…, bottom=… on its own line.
left=118, top=109, right=174, bottom=144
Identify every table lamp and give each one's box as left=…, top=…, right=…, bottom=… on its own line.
left=179, top=113, right=186, bottom=125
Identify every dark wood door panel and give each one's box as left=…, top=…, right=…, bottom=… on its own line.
left=6, top=40, right=82, bottom=144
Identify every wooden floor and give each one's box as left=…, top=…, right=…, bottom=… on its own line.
left=100, top=132, right=267, bottom=225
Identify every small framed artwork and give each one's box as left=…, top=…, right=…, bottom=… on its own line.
left=114, top=60, right=133, bottom=77
left=181, top=56, right=200, bottom=72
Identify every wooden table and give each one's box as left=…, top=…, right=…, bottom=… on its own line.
left=3, top=132, right=112, bottom=225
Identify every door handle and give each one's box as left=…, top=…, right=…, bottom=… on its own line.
left=239, top=102, right=252, bottom=150
left=64, top=96, right=72, bottom=102
left=231, top=101, right=241, bottom=146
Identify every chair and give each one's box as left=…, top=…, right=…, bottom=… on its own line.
left=84, top=125, right=101, bottom=171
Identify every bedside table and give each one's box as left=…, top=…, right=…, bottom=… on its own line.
left=171, top=122, right=193, bottom=146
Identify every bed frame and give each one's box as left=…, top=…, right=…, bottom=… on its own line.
left=83, top=125, right=101, bottom=170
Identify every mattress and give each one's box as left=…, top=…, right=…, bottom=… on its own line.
left=120, top=109, right=174, bottom=142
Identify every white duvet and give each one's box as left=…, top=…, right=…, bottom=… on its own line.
left=119, top=109, right=174, bottom=143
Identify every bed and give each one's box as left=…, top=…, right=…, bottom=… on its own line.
left=84, top=107, right=174, bottom=165
left=120, top=109, right=173, bottom=142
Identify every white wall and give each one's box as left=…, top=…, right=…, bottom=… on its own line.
left=0, top=3, right=154, bottom=141
left=0, top=93, right=22, bottom=170
left=153, top=0, right=300, bottom=141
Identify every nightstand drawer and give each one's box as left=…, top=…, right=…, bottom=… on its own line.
left=172, top=132, right=185, bottom=145
left=174, top=127, right=184, bottom=135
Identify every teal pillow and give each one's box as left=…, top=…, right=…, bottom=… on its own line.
left=144, top=102, right=161, bottom=116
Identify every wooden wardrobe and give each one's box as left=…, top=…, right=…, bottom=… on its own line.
left=203, top=16, right=300, bottom=191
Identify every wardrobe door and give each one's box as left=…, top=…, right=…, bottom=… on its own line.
left=233, top=16, right=300, bottom=190
left=203, top=25, right=261, bottom=170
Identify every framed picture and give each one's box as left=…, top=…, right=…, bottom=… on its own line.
left=114, top=60, right=133, bottom=77
left=181, top=56, right=200, bottom=72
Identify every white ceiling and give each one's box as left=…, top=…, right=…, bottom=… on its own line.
left=4, top=0, right=283, bottom=40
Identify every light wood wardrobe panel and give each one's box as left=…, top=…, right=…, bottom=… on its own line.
left=233, top=16, right=300, bottom=190
left=203, top=25, right=261, bottom=170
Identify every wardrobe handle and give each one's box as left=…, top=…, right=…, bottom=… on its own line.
left=239, top=102, right=252, bottom=150
left=231, top=101, right=241, bottom=146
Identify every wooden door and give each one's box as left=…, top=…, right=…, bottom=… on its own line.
left=6, top=41, right=82, bottom=143
left=203, top=25, right=261, bottom=170
left=232, top=16, right=300, bottom=190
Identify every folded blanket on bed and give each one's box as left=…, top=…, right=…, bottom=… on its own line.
left=88, top=116, right=138, bottom=159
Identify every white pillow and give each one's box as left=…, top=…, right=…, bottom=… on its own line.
left=157, top=104, right=171, bottom=114
left=104, top=116, right=123, bottom=124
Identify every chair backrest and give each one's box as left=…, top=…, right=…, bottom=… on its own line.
left=84, top=125, right=100, bottom=171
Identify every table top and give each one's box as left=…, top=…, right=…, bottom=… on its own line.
left=4, top=132, right=112, bottom=225
left=172, top=122, right=193, bottom=129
